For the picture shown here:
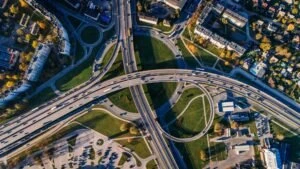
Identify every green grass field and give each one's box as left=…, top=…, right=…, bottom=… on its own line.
left=134, top=35, right=177, bottom=70
left=76, top=109, right=133, bottom=139
left=56, top=45, right=101, bottom=92
left=116, top=138, right=151, bottom=159
left=164, top=88, right=204, bottom=123
left=177, top=38, right=199, bottom=68
left=100, top=44, right=116, bottom=69
left=81, top=26, right=100, bottom=44
left=173, top=138, right=208, bottom=169
left=143, top=83, right=178, bottom=110
left=101, top=51, right=124, bottom=81
left=107, top=88, right=138, bottom=113
left=146, top=159, right=157, bottom=169
left=76, top=109, right=152, bottom=159
left=183, top=39, right=218, bottom=67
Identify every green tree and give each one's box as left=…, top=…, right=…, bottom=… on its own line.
left=16, top=28, right=24, bottom=36
left=25, top=34, right=31, bottom=42
left=129, top=126, right=139, bottom=135
left=214, top=122, right=223, bottom=134
left=199, top=150, right=207, bottom=161
left=291, top=7, right=298, bottom=15
left=120, top=123, right=129, bottom=132
left=32, top=40, right=38, bottom=48
left=14, top=103, right=26, bottom=110
left=9, top=5, right=19, bottom=15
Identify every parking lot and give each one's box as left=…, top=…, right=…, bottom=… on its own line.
left=255, top=115, right=272, bottom=138
left=15, top=129, right=140, bottom=169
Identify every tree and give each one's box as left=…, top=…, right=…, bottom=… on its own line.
left=25, top=52, right=33, bottom=62
left=6, top=81, right=15, bottom=88
left=46, top=35, right=53, bottom=42
left=12, top=75, right=19, bottom=80
left=214, top=122, right=223, bottom=134
left=129, top=126, right=139, bottom=135
left=137, top=1, right=143, bottom=12
left=37, top=21, right=46, bottom=29
left=199, top=150, right=207, bottom=161
left=5, top=107, right=17, bottom=114
left=255, top=33, right=262, bottom=40
left=19, top=0, right=28, bottom=7
left=9, top=5, right=19, bottom=15
left=17, top=37, right=23, bottom=44
left=19, top=63, right=27, bottom=71
left=32, top=40, right=38, bottom=48
left=276, top=134, right=285, bottom=141
left=291, top=7, right=298, bottom=15
left=25, top=34, right=31, bottom=42
left=286, top=23, right=295, bottom=31
left=0, top=74, right=5, bottom=80
left=16, top=28, right=24, bottom=36
left=260, top=43, right=271, bottom=52
left=14, top=103, right=26, bottom=110
left=120, top=123, right=129, bottom=132
left=230, top=121, right=239, bottom=130
left=221, top=18, right=228, bottom=24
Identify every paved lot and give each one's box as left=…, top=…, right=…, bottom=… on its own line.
left=13, top=128, right=146, bottom=169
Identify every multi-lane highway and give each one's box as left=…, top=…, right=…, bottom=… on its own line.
left=119, top=0, right=180, bottom=168
left=1, top=69, right=299, bottom=160
left=1, top=0, right=300, bottom=168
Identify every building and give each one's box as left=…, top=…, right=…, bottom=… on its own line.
left=30, top=22, right=40, bottom=35
left=64, top=0, right=80, bottom=9
left=222, top=9, right=248, bottom=27
left=234, top=145, right=250, bottom=154
left=213, top=3, right=225, bottom=14
left=84, top=1, right=101, bottom=20
left=194, top=26, right=213, bottom=40
left=163, top=19, right=171, bottom=27
left=220, top=101, right=235, bottom=112
left=25, top=43, right=51, bottom=82
left=57, top=20, right=71, bottom=56
left=228, top=42, right=247, bottom=56
left=230, top=112, right=250, bottom=122
left=19, top=14, right=30, bottom=27
left=138, top=14, right=158, bottom=25
left=0, top=46, right=19, bottom=70
left=162, top=0, right=187, bottom=10
left=250, top=62, right=267, bottom=78
left=0, top=82, right=32, bottom=108
left=262, top=148, right=282, bottom=169
left=267, top=23, right=278, bottom=32
left=194, top=26, right=246, bottom=56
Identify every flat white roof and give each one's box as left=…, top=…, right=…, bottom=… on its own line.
left=222, top=106, right=234, bottom=112
left=222, top=101, right=234, bottom=107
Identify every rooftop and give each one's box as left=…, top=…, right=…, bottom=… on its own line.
left=25, top=43, right=51, bottom=82
left=164, top=0, right=187, bottom=10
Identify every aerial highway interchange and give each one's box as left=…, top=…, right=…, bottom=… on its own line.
left=0, top=0, right=299, bottom=168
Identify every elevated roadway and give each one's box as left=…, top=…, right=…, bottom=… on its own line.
left=0, top=69, right=299, bottom=159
